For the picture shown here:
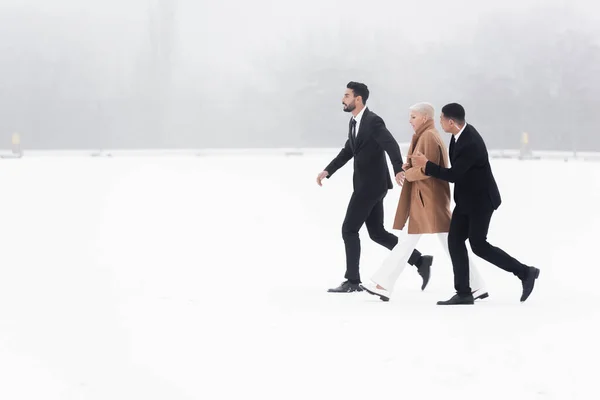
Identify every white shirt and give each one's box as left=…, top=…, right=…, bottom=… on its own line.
left=352, top=107, right=367, bottom=137
left=454, top=122, right=467, bottom=142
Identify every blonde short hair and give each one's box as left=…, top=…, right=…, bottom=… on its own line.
left=409, top=102, right=435, bottom=120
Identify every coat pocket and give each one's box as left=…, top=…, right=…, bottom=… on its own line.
left=418, top=190, right=425, bottom=207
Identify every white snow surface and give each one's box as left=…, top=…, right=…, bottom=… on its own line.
left=0, top=154, right=598, bottom=399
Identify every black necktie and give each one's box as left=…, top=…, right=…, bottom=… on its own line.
left=450, top=135, right=456, bottom=157
left=350, top=118, right=357, bottom=146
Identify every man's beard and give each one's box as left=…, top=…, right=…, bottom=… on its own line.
left=343, top=101, right=355, bottom=112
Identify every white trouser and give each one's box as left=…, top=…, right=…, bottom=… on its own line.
left=370, top=232, right=485, bottom=293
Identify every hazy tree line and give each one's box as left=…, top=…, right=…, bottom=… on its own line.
left=258, top=7, right=600, bottom=151
left=0, top=5, right=598, bottom=151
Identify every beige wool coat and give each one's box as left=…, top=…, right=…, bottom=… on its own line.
left=393, top=120, right=452, bottom=234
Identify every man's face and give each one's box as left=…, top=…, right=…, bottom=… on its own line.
left=342, top=88, right=359, bottom=112
left=440, top=113, right=454, bottom=133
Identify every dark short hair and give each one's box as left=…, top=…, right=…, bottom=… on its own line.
left=347, top=81, right=369, bottom=104
left=441, top=103, right=466, bottom=124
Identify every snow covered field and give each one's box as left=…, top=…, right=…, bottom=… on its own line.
left=0, top=153, right=598, bottom=399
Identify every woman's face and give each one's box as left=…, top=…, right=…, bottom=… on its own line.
left=409, top=111, right=428, bottom=132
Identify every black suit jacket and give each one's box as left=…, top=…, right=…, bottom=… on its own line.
left=325, top=108, right=404, bottom=197
left=424, top=124, right=501, bottom=214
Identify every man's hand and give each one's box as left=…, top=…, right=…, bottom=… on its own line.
left=408, top=151, right=428, bottom=168
left=402, top=162, right=410, bottom=171
left=316, top=171, right=329, bottom=186
left=395, top=171, right=405, bottom=186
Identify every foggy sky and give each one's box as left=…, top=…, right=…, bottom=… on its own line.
left=0, top=0, right=598, bottom=150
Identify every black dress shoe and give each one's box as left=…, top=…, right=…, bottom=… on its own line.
left=417, top=255, right=433, bottom=290
left=327, top=281, right=363, bottom=293
left=437, top=293, right=475, bottom=305
left=520, top=266, right=540, bottom=302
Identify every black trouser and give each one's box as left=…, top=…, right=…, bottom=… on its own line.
left=341, top=190, right=422, bottom=283
left=448, top=207, right=528, bottom=296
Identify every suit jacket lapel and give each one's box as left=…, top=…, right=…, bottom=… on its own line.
left=450, top=125, right=471, bottom=161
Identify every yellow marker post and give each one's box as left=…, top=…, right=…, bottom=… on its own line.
left=520, top=132, right=532, bottom=159
left=12, top=133, right=21, bottom=156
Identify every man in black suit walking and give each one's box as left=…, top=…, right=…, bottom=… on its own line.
left=317, top=82, right=433, bottom=293
left=409, top=103, right=540, bottom=305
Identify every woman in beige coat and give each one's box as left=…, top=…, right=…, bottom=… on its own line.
left=362, top=103, right=488, bottom=301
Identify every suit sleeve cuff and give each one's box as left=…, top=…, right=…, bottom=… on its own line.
left=424, top=161, right=434, bottom=176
